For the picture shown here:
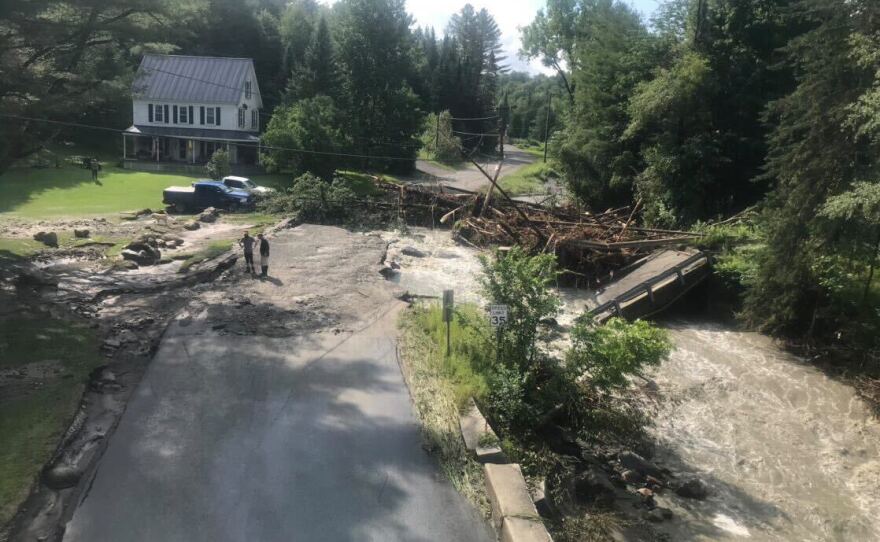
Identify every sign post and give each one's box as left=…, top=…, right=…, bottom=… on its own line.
left=443, top=290, right=454, bottom=356
left=488, top=304, right=508, bottom=363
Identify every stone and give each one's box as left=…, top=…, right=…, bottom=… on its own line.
left=198, top=207, right=219, bottom=223
left=103, top=338, right=121, bottom=349
left=73, top=228, right=90, bottom=238
left=618, top=451, right=663, bottom=478
left=183, top=220, right=200, bottom=231
left=135, top=208, right=153, bottom=217
left=401, top=246, right=427, bottom=258
left=645, top=507, right=673, bottom=523
left=43, top=464, right=82, bottom=489
left=675, top=477, right=709, bottom=500
left=33, top=231, right=58, bottom=247
left=121, top=248, right=160, bottom=266
left=114, top=260, right=139, bottom=270
left=621, top=469, right=645, bottom=484
left=645, top=475, right=663, bottom=488
left=636, top=487, right=654, bottom=498
left=573, top=467, right=616, bottom=507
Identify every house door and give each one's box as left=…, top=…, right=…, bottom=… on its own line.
left=178, top=140, right=186, bottom=160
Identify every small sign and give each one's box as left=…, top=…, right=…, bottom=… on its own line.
left=443, top=289, right=454, bottom=322
left=488, top=304, right=509, bottom=327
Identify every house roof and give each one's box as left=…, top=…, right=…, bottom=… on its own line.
left=125, top=125, right=260, bottom=142
left=132, top=54, right=258, bottom=105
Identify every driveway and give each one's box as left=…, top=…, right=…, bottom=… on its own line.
left=411, top=145, right=536, bottom=193
left=63, top=225, right=492, bottom=542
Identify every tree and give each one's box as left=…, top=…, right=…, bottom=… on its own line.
left=744, top=0, right=880, bottom=337
left=206, top=148, right=230, bottom=180
left=332, top=0, right=423, bottom=171
left=420, top=111, right=461, bottom=162
left=520, top=0, right=579, bottom=101
left=260, top=96, right=348, bottom=179
left=285, top=16, right=338, bottom=103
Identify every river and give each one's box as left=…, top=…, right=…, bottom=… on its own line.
left=382, top=228, right=880, bottom=541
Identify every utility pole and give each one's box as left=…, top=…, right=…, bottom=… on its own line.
left=543, top=90, right=552, bottom=163
left=434, top=114, right=440, bottom=156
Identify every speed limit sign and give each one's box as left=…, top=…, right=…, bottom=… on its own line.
left=488, top=304, right=509, bottom=327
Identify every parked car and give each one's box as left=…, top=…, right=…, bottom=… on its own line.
left=222, top=176, right=275, bottom=195
left=163, top=180, right=253, bottom=212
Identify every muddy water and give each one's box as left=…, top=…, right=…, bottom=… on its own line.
left=385, top=228, right=880, bottom=541
left=650, top=323, right=880, bottom=541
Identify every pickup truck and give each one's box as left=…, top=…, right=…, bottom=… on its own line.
left=222, top=175, right=275, bottom=195
left=163, top=180, right=253, bottom=212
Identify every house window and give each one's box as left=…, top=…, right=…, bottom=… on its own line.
left=154, top=104, right=163, bottom=122
left=245, top=80, right=252, bottom=100
left=238, top=107, right=245, bottom=128
left=251, top=110, right=258, bottom=130
left=206, top=107, right=215, bottom=125
left=179, top=106, right=188, bottom=124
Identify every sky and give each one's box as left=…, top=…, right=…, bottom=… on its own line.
left=401, top=0, right=662, bottom=74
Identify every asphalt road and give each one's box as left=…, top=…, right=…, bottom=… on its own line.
left=63, top=226, right=492, bottom=542
left=413, top=145, right=536, bottom=192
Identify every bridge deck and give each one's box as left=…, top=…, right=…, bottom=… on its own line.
left=589, top=249, right=710, bottom=322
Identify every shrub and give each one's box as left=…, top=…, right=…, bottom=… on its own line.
left=479, top=246, right=560, bottom=370
left=205, top=149, right=230, bottom=180
left=566, top=317, right=671, bottom=392
left=257, top=172, right=356, bottom=223
left=420, top=110, right=462, bottom=163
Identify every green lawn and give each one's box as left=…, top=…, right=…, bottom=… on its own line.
left=0, top=164, right=289, bottom=219
left=496, top=161, right=555, bottom=196
left=0, top=314, right=102, bottom=526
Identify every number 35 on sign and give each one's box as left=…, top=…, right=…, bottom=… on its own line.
left=488, top=304, right=509, bottom=327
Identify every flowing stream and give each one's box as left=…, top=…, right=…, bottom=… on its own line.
left=383, top=228, right=880, bottom=541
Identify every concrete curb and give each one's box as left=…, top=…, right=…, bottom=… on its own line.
left=460, top=400, right=554, bottom=542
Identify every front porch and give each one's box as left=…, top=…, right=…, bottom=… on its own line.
left=122, top=125, right=263, bottom=175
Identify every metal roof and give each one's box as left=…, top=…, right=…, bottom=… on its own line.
left=125, top=125, right=260, bottom=142
left=132, top=54, right=255, bottom=105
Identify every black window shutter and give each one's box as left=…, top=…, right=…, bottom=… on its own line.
left=164, top=105, right=169, bottom=124
left=148, top=104, right=153, bottom=122
left=189, top=106, right=194, bottom=125
left=200, top=106, right=205, bottom=125
left=173, top=105, right=178, bottom=124
left=215, top=107, right=221, bottom=125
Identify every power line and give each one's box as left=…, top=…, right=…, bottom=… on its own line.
left=2, top=114, right=420, bottom=162
left=449, top=114, right=499, bottom=121
left=452, top=130, right=500, bottom=137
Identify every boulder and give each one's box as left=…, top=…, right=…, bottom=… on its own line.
left=73, top=228, right=90, bottom=238
left=198, top=207, right=219, bottom=223
left=675, top=478, right=709, bottom=500
left=573, top=467, right=616, bottom=507
left=43, top=464, right=82, bottom=490
left=183, top=220, right=201, bottom=231
left=621, top=469, right=645, bottom=484
left=33, top=231, right=58, bottom=247
left=645, top=507, right=673, bottom=523
left=618, top=451, right=663, bottom=479
left=121, top=248, right=159, bottom=266
left=401, top=246, right=427, bottom=258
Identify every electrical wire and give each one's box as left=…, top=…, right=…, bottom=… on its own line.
left=3, top=114, right=421, bottom=162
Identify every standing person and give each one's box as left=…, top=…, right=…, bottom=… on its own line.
left=90, top=158, right=100, bottom=182
left=257, top=233, right=270, bottom=278
left=239, top=231, right=255, bottom=274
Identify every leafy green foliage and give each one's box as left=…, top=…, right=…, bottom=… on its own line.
left=479, top=246, right=560, bottom=369
left=566, top=317, right=671, bottom=391
left=420, top=111, right=462, bottom=163
left=260, top=96, right=347, bottom=179
left=205, top=149, right=231, bottom=180
left=257, top=172, right=355, bottom=223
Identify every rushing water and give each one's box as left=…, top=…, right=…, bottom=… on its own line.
left=648, top=322, right=880, bottom=541
left=383, top=228, right=880, bottom=541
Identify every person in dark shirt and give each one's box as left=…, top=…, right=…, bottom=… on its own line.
left=239, top=232, right=255, bottom=274
left=257, top=233, right=270, bottom=278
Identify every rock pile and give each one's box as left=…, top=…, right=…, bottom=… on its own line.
left=33, top=231, right=58, bottom=247
left=120, top=235, right=162, bottom=266
left=198, top=206, right=219, bottom=223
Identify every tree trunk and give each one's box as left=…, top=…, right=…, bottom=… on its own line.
left=861, top=227, right=880, bottom=305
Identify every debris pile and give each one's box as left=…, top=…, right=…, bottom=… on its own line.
left=369, top=177, right=699, bottom=285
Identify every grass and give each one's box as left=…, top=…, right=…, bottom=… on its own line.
left=0, top=314, right=102, bottom=526
left=0, top=160, right=288, bottom=219
left=0, top=238, right=44, bottom=260
left=397, top=303, right=492, bottom=517
left=497, top=161, right=555, bottom=196
left=178, top=239, right=234, bottom=273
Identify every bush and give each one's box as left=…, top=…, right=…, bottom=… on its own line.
left=566, top=317, right=671, bottom=391
left=479, top=246, right=560, bottom=370
left=258, top=172, right=356, bottom=223
left=420, top=110, right=462, bottom=163
left=205, top=149, right=230, bottom=180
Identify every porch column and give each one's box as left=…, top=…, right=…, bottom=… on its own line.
left=154, top=137, right=159, bottom=163
left=122, top=134, right=126, bottom=160
left=191, top=140, right=195, bottom=164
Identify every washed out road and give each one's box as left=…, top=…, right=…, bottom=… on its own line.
left=63, top=225, right=492, bottom=542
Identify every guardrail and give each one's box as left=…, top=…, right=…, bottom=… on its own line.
left=587, top=251, right=710, bottom=320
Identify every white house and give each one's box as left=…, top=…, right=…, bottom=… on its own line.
left=123, top=54, right=263, bottom=172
